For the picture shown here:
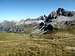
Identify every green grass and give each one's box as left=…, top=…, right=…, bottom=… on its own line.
left=0, top=30, right=75, bottom=56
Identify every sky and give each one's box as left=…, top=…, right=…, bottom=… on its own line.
left=0, top=0, right=75, bottom=22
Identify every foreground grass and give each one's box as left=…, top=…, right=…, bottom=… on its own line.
left=0, top=31, right=75, bottom=56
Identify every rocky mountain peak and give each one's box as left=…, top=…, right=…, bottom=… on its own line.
left=37, top=8, right=75, bottom=34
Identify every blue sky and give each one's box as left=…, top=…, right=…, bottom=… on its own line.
left=0, top=0, right=75, bottom=22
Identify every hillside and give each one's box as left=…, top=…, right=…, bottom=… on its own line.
left=0, top=29, right=75, bottom=56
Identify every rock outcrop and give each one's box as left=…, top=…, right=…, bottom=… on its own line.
left=38, top=8, right=75, bottom=33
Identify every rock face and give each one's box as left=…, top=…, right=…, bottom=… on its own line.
left=38, top=8, right=75, bottom=33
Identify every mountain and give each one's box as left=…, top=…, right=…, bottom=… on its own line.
left=0, top=8, right=75, bottom=33
left=50, top=8, right=75, bottom=28
left=37, top=8, right=75, bottom=33
left=15, top=16, right=45, bottom=26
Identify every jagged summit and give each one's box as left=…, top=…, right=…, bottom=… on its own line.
left=36, top=8, right=75, bottom=34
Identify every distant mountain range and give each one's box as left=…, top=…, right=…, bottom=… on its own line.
left=15, top=16, right=45, bottom=26
left=16, top=8, right=75, bottom=28
left=0, top=8, right=75, bottom=32
left=22, top=8, right=75, bottom=29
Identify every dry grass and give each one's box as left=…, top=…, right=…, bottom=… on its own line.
left=0, top=30, right=75, bottom=56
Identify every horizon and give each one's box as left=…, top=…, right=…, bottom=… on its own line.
left=0, top=0, right=75, bottom=22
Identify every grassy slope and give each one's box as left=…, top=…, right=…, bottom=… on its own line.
left=0, top=30, right=75, bottom=56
